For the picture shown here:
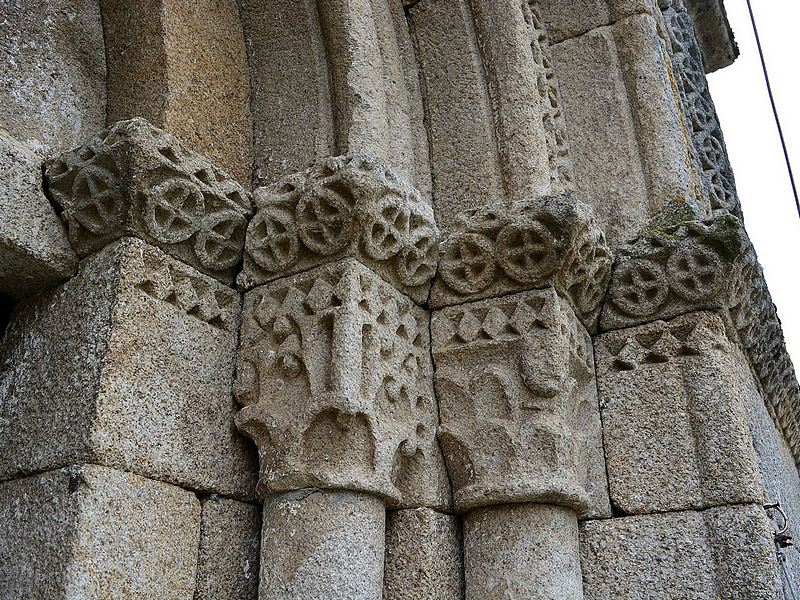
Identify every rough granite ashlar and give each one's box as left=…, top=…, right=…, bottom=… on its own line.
left=44, top=118, right=253, bottom=284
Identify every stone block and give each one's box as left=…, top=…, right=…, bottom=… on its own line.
left=240, top=0, right=431, bottom=195
left=260, top=490, right=385, bottom=600
left=235, top=258, right=450, bottom=509
left=580, top=505, right=780, bottom=599
left=596, top=311, right=763, bottom=515
left=0, top=0, right=106, bottom=156
left=432, top=287, right=611, bottom=517
left=551, top=26, right=651, bottom=246
left=0, top=130, right=77, bottom=299
left=0, top=237, right=257, bottom=499
left=535, top=0, right=653, bottom=43
left=683, top=0, right=738, bottom=72
left=384, top=508, right=464, bottom=600
left=45, top=118, right=253, bottom=284
left=101, top=0, right=253, bottom=184
left=464, top=504, right=583, bottom=600
left=430, top=193, right=612, bottom=329
left=195, top=496, right=261, bottom=600
left=0, top=464, right=200, bottom=599
left=237, top=156, right=438, bottom=303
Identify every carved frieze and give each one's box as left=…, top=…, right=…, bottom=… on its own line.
left=431, top=287, right=610, bottom=516
left=238, top=156, right=438, bottom=304
left=234, top=259, right=449, bottom=509
left=45, top=118, right=253, bottom=284
left=430, top=194, right=612, bottom=329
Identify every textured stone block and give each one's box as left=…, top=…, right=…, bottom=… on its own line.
left=240, top=0, right=431, bottom=195
left=0, top=0, right=106, bottom=156
left=465, top=504, right=583, bottom=600
left=432, top=287, right=611, bottom=517
left=238, top=156, right=438, bottom=303
left=596, top=311, right=762, bottom=515
left=260, top=490, right=385, bottom=600
left=0, top=130, right=77, bottom=299
left=384, top=508, right=463, bottom=600
left=195, top=496, right=261, bottom=600
left=430, top=193, right=612, bottom=329
left=410, top=0, right=551, bottom=226
left=0, top=464, right=199, bottom=599
left=235, top=258, right=449, bottom=509
left=580, top=505, right=780, bottom=599
left=0, top=238, right=257, bottom=499
left=45, top=118, right=252, bottom=284
left=101, top=0, right=253, bottom=184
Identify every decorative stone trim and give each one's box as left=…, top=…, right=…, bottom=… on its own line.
left=601, top=212, right=800, bottom=466
left=432, top=287, right=609, bottom=516
left=238, top=156, right=438, bottom=304
left=45, top=118, right=253, bottom=284
left=430, top=194, right=612, bottom=329
left=234, top=259, right=449, bottom=510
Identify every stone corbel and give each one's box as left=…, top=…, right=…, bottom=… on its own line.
left=430, top=194, right=613, bottom=329
left=431, top=287, right=608, bottom=517
left=237, top=156, right=438, bottom=304
left=234, top=259, right=450, bottom=510
left=44, top=118, right=253, bottom=284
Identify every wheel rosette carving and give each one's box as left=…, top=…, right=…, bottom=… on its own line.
left=195, top=210, right=248, bottom=270
left=247, top=208, right=300, bottom=272
left=67, top=165, right=124, bottom=235
left=496, top=219, right=560, bottom=283
left=666, top=242, right=723, bottom=302
left=144, top=178, right=204, bottom=244
left=296, top=186, right=355, bottom=256
left=439, top=234, right=496, bottom=295
left=610, top=259, right=669, bottom=317
left=396, top=227, right=438, bottom=287
left=362, top=197, right=409, bottom=261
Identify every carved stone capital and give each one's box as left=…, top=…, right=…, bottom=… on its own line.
left=600, top=213, right=747, bottom=330
left=430, top=194, right=612, bottom=329
left=45, top=118, right=253, bottom=284
left=237, top=156, right=438, bottom=304
left=432, top=287, right=609, bottom=515
left=234, top=259, right=449, bottom=509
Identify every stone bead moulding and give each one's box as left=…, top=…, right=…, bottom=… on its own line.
left=44, top=118, right=253, bottom=284
left=235, top=259, right=450, bottom=510
left=238, top=156, right=438, bottom=304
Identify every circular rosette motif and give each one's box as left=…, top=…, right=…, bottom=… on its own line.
left=67, top=165, right=125, bottom=236
left=610, top=258, right=669, bottom=317
left=195, top=209, right=248, bottom=270
left=495, top=218, right=561, bottom=284
left=362, top=196, right=410, bottom=261
left=439, top=233, right=496, bottom=295
left=143, top=177, right=204, bottom=244
left=396, top=226, right=439, bottom=288
left=567, top=242, right=613, bottom=315
left=295, top=184, right=356, bottom=256
left=666, top=241, right=724, bottom=302
left=246, top=207, right=300, bottom=273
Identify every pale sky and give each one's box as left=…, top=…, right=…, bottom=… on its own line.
left=708, top=1, right=800, bottom=368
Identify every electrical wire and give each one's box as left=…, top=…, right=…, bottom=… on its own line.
left=745, top=0, right=800, bottom=220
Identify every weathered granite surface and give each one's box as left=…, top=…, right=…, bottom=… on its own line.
left=0, top=130, right=77, bottom=299
left=0, top=238, right=257, bottom=499
left=0, top=464, right=200, bottom=599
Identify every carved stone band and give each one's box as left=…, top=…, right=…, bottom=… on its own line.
left=430, top=193, right=613, bottom=330
left=45, top=118, right=253, bottom=284
left=238, top=156, right=439, bottom=304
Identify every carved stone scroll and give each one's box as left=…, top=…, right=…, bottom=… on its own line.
left=431, top=287, right=610, bottom=517
left=235, top=259, right=449, bottom=510
left=238, top=156, right=438, bottom=304
left=45, top=118, right=253, bottom=284
left=431, top=194, right=612, bottom=330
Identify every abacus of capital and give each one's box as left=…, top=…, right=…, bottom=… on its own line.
left=1, top=0, right=798, bottom=598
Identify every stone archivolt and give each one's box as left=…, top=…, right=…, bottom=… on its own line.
left=432, top=287, right=606, bottom=516
left=431, top=194, right=612, bottom=329
left=45, top=118, right=253, bottom=284
left=235, top=259, right=449, bottom=510
left=238, top=156, right=438, bottom=304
